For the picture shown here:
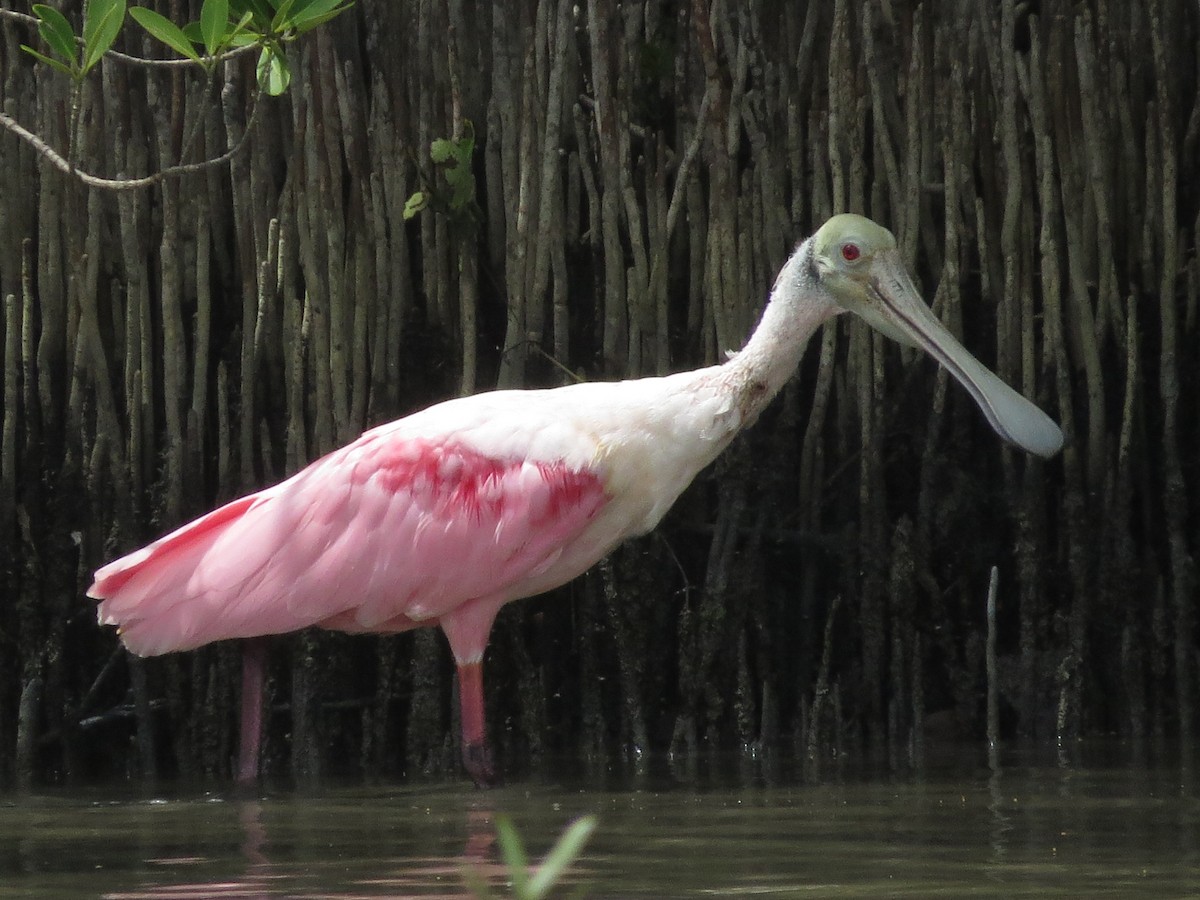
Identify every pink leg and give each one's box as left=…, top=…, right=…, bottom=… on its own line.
left=237, top=639, right=268, bottom=786
left=457, top=661, right=496, bottom=787
left=440, top=599, right=504, bottom=787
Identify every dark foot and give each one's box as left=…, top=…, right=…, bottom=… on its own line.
left=463, top=740, right=498, bottom=788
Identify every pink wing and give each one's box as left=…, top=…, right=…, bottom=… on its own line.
left=90, top=427, right=609, bottom=656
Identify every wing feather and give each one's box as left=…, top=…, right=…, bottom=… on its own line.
left=89, top=410, right=609, bottom=655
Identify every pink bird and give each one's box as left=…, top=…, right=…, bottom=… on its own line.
left=89, top=215, right=1062, bottom=786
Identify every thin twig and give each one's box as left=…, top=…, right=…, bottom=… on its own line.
left=0, top=8, right=40, bottom=27
left=106, top=43, right=259, bottom=69
left=0, top=87, right=265, bottom=190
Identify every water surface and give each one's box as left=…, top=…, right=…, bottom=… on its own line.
left=2, top=747, right=1197, bottom=898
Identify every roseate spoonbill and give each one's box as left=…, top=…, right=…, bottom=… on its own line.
left=89, top=214, right=1062, bottom=786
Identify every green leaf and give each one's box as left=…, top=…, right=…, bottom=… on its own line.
left=32, top=4, right=78, bottom=67
left=130, top=7, right=201, bottom=61
left=456, top=120, right=475, bottom=158
left=291, top=4, right=350, bottom=34
left=200, top=0, right=229, bottom=55
left=227, top=9, right=256, bottom=41
left=20, top=45, right=77, bottom=78
left=450, top=174, right=475, bottom=211
left=229, top=0, right=274, bottom=28
left=270, top=0, right=295, bottom=31
left=82, top=0, right=126, bottom=74
left=227, top=29, right=261, bottom=48
left=495, top=816, right=531, bottom=898
left=257, top=45, right=290, bottom=95
left=402, top=191, right=427, bottom=220
left=526, top=816, right=596, bottom=900
left=429, top=138, right=455, bottom=165
left=289, top=0, right=350, bottom=32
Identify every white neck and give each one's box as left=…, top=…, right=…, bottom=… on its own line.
left=718, top=239, right=841, bottom=423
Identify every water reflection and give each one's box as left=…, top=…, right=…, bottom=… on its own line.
left=2, top=745, right=1199, bottom=898
left=70, top=793, right=535, bottom=900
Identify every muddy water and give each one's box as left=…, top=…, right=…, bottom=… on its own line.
left=2, top=747, right=1197, bottom=898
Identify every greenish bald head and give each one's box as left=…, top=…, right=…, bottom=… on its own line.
left=808, top=214, right=908, bottom=344
left=811, top=213, right=898, bottom=263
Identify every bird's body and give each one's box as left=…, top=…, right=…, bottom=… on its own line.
left=93, top=367, right=751, bottom=659
left=90, top=215, right=1062, bottom=785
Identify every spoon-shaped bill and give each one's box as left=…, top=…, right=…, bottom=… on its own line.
left=864, top=256, right=1064, bottom=458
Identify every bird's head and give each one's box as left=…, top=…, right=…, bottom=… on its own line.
left=809, top=214, right=915, bottom=346
left=803, top=213, right=1063, bottom=458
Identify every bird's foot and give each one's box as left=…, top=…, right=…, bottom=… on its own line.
left=463, top=740, right=498, bottom=788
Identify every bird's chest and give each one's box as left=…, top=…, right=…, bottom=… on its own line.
left=591, top=387, right=741, bottom=537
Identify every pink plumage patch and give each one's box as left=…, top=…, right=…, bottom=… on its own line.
left=89, top=432, right=610, bottom=656
left=365, top=438, right=602, bottom=525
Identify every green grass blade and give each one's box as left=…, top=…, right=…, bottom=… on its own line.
left=494, top=815, right=531, bottom=897
left=460, top=864, right=495, bottom=899
left=526, top=816, right=596, bottom=900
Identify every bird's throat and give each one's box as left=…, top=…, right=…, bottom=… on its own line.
left=723, top=261, right=839, bottom=423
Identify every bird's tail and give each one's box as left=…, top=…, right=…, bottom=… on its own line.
left=89, top=494, right=261, bottom=656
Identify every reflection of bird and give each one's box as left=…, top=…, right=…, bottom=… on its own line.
left=89, top=215, right=1062, bottom=786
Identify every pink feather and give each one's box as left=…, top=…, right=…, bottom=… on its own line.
left=90, top=427, right=608, bottom=658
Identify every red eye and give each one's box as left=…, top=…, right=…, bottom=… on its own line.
left=841, top=243, right=861, bottom=262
